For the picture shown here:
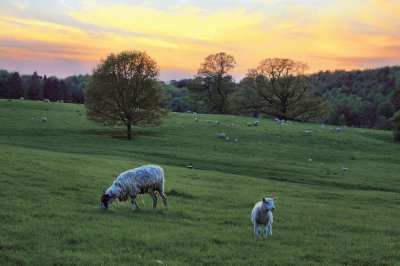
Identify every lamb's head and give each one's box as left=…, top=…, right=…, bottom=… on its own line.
left=100, top=192, right=113, bottom=209
left=262, top=197, right=278, bottom=212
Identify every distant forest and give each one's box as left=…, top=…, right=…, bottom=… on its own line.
left=1, top=66, right=400, bottom=130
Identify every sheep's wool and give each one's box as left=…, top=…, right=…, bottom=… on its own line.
left=106, top=165, right=164, bottom=200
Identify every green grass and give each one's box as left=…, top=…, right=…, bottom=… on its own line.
left=0, top=99, right=399, bottom=265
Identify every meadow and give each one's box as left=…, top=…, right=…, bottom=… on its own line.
left=0, top=99, right=399, bottom=265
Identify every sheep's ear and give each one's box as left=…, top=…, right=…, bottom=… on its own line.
left=273, top=197, right=278, bottom=202
left=262, top=198, right=267, bottom=203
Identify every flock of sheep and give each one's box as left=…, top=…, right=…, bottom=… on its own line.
left=101, top=165, right=277, bottom=238
left=100, top=113, right=354, bottom=239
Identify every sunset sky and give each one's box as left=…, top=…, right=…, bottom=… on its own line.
left=1, top=0, right=399, bottom=80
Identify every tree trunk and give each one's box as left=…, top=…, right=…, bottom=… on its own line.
left=127, top=121, right=132, bottom=140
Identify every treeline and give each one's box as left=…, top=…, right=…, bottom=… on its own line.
left=163, top=65, right=400, bottom=130
left=0, top=70, right=87, bottom=103
left=2, top=63, right=400, bottom=130
left=314, top=67, right=400, bottom=130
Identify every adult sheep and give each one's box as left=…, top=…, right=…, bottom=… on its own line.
left=100, top=165, right=168, bottom=212
left=251, top=197, right=278, bottom=238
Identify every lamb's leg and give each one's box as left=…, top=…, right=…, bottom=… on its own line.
left=149, top=189, right=157, bottom=208
left=254, top=224, right=261, bottom=237
left=159, top=190, right=168, bottom=210
left=263, top=224, right=269, bottom=237
left=269, top=224, right=273, bottom=235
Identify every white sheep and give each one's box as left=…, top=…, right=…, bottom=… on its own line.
left=101, top=165, right=168, bottom=212
left=304, top=130, right=312, bottom=136
left=251, top=197, right=278, bottom=238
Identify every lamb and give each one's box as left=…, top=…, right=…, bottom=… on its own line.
left=251, top=197, right=278, bottom=238
left=100, top=165, right=168, bottom=212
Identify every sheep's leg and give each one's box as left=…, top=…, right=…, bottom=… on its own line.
left=159, top=191, right=168, bottom=210
left=269, top=224, right=273, bottom=235
left=149, top=189, right=157, bottom=208
left=131, top=194, right=139, bottom=212
left=254, top=224, right=261, bottom=237
left=263, top=224, right=269, bottom=237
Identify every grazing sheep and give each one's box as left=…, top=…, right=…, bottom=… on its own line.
left=100, top=165, right=168, bottom=212
left=304, top=130, right=312, bottom=136
left=194, top=117, right=199, bottom=122
left=43, top=99, right=50, bottom=103
left=219, top=133, right=226, bottom=139
left=251, top=197, right=277, bottom=238
left=41, top=117, right=47, bottom=122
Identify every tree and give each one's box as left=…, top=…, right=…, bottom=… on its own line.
left=0, top=69, right=11, bottom=98
left=8, top=72, right=25, bottom=99
left=85, top=50, right=167, bottom=140
left=393, top=111, right=400, bottom=141
left=188, top=52, right=236, bottom=113
left=237, top=58, right=330, bottom=121
left=27, top=71, right=42, bottom=100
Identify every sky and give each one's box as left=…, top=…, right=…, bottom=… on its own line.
left=0, top=0, right=400, bottom=81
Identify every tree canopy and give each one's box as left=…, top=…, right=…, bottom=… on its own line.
left=84, top=50, right=167, bottom=140
left=188, top=52, right=236, bottom=114
left=233, top=58, right=330, bottom=121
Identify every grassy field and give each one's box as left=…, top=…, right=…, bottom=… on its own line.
left=0, top=99, right=399, bottom=265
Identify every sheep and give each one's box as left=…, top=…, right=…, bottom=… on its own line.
left=304, top=130, right=312, bottom=136
left=41, top=117, right=47, bottom=122
left=331, top=127, right=341, bottom=133
left=43, top=99, right=50, bottom=103
left=251, top=197, right=277, bottom=238
left=219, top=133, right=226, bottom=139
left=100, top=165, right=168, bottom=212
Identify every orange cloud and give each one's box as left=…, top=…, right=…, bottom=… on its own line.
left=0, top=1, right=399, bottom=79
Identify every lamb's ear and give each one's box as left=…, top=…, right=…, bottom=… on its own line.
left=262, top=198, right=267, bottom=203
left=273, top=197, right=278, bottom=202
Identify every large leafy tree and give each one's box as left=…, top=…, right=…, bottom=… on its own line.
left=85, top=50, right=167, bottom=140
left=188, top=52, right=236, bottom=113
left=235, top=58, right=330, bottom=121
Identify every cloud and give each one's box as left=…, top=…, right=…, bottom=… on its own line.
left=0, top=0, right=399, bottom=79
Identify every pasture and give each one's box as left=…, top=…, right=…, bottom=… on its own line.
left=0, top=99, right=399, bottom=265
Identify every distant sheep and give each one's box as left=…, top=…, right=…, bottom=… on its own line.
left=101, top=165, right=168, bottom=212
left=331, top=127, right=341, bottom=133
left=251, top=197, right=277, bottom=238
left=43, top=99, right=50, bottom=103
left=304, top=130, right=312, bottom=137
left=219, top=133, right=226, bottom=139
left=41, top=117, right=47, bottom=122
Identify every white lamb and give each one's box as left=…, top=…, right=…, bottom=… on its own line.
left=251, top=197, right=278, bottom=238
left=100, top=165, right=168, bottom=212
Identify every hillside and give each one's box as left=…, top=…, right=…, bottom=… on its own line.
left=0, top=99, right=399, bottom=265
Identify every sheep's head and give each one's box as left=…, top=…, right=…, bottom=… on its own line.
left=100, top=192, right=112, bottom=210
left=262, top=197, right=278, bottom=212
